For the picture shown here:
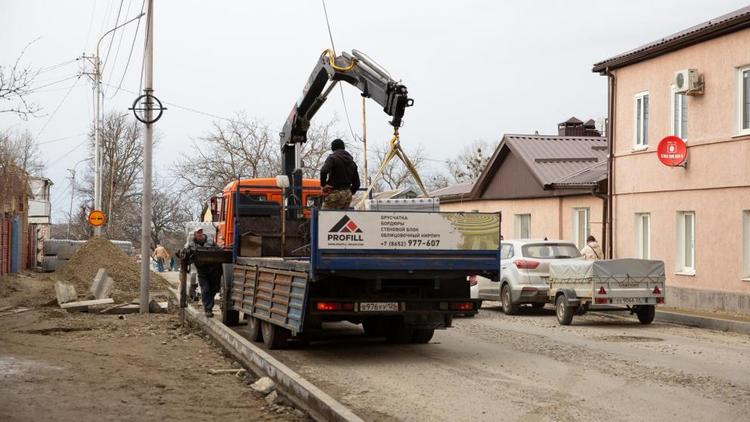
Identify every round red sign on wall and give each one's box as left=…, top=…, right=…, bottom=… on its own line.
left=657, top=136, right=687, bottom=167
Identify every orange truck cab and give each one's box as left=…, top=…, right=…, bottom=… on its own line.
left=207, top=178, right=322, bottom=250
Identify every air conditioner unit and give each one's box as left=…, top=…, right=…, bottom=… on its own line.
left=674, top=69, right=701, bottom=94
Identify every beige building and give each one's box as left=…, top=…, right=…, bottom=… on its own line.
left=436, top=121, right=607, bottom=251
left=593, top=6, right=750, bottom=314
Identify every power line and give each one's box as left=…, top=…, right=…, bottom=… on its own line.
left=35, top=76, right=82, bottom=140
left=37, top=59, right=78, bottom=75
left=101, top=0, right=125, bottom=74
left=83, top=0, right=97, bottom=51
left=37, top=132, right=88, bottom=146
left=46, top=139, right=88, bottom=170
left=28, top=73, right=80, bottom=93
left=105, top=0, right=144, bottom=99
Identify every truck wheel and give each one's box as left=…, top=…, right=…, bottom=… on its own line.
left=220, top=264, right=240, bottom=326
left=386, top=323, right=414, bottom=344
left=247, top=317, right=262, bottom=342
left=501, top=285, right=519, bottom=315
left=221, top=308, right=240, bottom=326
left=411, top=329, right=434, bottom=344
left=261, top=321, right=290, bottom=350
left=636, top=305, right=656, bottom=324
left=555, top=295, right=575, bottom=326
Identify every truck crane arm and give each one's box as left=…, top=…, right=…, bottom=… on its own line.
left=280, top=49, right=413, bottom=179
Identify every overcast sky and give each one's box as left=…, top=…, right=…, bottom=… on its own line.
left=2, top=0, right=748, bottom=222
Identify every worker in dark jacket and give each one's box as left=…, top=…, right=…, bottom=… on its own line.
left=320, top=139, right=360, bottom=209
left=186, top=228, right=222, bottom=317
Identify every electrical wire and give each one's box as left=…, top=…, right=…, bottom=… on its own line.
left=105, top=0, right=133, bottom=86
left=28, top=74, right=81, bottom=93
left=37, top=132, right=88, bottom=146
left=83, top=0, right=97, bottom=51
left=37, top=59, right=78, bottom=75
left=101, top=0, right=125, bottom=74
left=320, top=0, right=360, bottom=144
left=45, top=139, right=88, bottom=170
left=105, top=0, right=144, bottom=99
left=35, top=76, right=82, bottom=140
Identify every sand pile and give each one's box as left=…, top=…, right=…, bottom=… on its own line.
left=58, top=237, right=169, bottom=302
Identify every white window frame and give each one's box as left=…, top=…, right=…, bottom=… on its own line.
left=743, top=210, right=750, bottom=281
left=676, top=211, right=696, bottom=275
left=514, top=214, right=531, bottom=239
left=670, top=85, right=688, bottom=141
left=572, top=208, right=590, bottom=250
left=635, top=213, right=651, bottom=259
left=738, top=66, right=750, bottom=136
left=633, top=91, right=649, bottom=149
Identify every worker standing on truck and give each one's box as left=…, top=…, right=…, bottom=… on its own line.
left=187, top=228, right=222, bottom=317
left=320, top=139, right=360, bottom=209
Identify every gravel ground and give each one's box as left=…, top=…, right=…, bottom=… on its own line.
left=0, top=273, right=303, bottom=422
left=243, top=301, right=750, bottom=422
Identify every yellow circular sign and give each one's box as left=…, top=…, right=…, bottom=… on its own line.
left=88, top=210, right=106, bottom=227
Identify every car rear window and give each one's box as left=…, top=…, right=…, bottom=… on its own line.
left=522, top=243, right=581, bottom=259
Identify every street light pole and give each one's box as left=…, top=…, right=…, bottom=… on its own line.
left=139, top=0, right=154, bottom=314
left=67, top=169, right=75, bottom=239
left=94, top=12, right=145, bottom=236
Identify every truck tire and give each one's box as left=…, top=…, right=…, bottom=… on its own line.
left=555, top=294, right=575, bottom=326
left=247, top=317, right=262, bottom=342
left=386, top=323, right=414, bottom=344
left=501, top=284, right=519, bottom=315
left=411, top=329, right=434, bottom=344
left=261, top=321, right=290, bottom=350
left=636, top=305, right=656, bottom=324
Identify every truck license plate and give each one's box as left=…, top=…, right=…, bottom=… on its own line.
left=611, top=297, right=646, bottom=304
left=359, top=302, right=399, bottom=312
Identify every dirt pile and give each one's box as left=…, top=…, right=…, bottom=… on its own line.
left=57, top=237, right=169, bottom=302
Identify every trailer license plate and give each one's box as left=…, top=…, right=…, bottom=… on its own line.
left=611, top=297, right=646, bottom=304
left=359, top=302, right=399, bottom=312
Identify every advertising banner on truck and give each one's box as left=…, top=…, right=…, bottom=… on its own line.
left=317, top=211, right=500, bottom=251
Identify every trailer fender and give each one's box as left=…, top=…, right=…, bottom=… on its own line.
left=555, top=289, right=580, bottom=307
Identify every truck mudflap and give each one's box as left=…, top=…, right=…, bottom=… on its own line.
left=231, top=263, right=309, bottom=334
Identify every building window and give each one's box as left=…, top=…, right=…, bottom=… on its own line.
left=514, top=214, right=531, bottom=239
left=671, top=86, right=688, bottom=140
left=634, top=92, right=649, bottom=148
left=635, top=213, right=651, bottom=259
left=676, top=211, right=695, bottom=274
left=743, top=211, right=750, bottom=280
left=739, top=66, right=750, bottom=135
left=573, top=208, right=589, bottom=249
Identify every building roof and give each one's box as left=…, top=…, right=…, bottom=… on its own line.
left=593, top=6, right=750, bottom=73
left=430, top=182, right=473, bottom=201
left=372, top=187, right=418, bottom=200
left=548, top=161, right=608, bottom=189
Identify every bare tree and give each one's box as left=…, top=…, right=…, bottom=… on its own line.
left=174, top=114, right=343, bottom=199
left=150, top=183, right=193, bottom=250
left=369, top=142, right=427, bottom=192
left=0, top=129, right=44, bottom=176
left=446, top=139, right=497, bottom=183
left=0, top=138, right=27, bottom=212
left=0, top=42, right=40, bottom=120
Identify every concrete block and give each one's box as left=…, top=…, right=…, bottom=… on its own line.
left=54, top=281, right=77, bottom=305
left=251, top=377, right=275, bottom=395
left=90, top=273, right=114, bottom=300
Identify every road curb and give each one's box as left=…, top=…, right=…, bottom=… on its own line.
left=654, top=310, right=750, bottom=335
left=169, top=289, right=364, bottom=422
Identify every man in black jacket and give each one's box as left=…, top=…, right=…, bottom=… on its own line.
left=320, top=139, right=360, bottom=209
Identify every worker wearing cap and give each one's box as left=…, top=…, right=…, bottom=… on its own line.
left=187, top=228, right=222, bottom=317
left=320, top=138, right=360, bottom=209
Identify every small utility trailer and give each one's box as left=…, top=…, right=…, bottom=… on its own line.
left=548, top=259, right=666, bottom=325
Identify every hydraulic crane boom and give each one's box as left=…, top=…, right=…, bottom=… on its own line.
left=280, top=49, right=413, bottom=182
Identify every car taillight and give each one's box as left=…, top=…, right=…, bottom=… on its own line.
left=468, top=275, right=478, bottom=286
left=598, top=286, right=607, bottom=295
left=316, top=302, right=341, bottom=311
left=514, top=259, right=540, bottom=269
left=653, top=286, right=661, bottom=295
left=451, top=302, right=474, bottom=311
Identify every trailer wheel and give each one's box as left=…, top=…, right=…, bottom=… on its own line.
left=636, top=305, right=656, bottom=324
left=501, top=284, right=519, bottom=315
left=555, top=295, right=575, bottom=325
left=247, top=317, right=262, bottom=342
left=411, top=329, right=435, bottom=344
left=220, top=264, right=240, bottom=326
left=261, top=321, right=290, bottom=349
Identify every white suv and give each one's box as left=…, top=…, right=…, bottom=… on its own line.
left=473, top=240, right=583, bottom=314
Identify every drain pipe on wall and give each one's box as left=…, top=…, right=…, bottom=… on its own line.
left=604, top=67, right=616, bottom=259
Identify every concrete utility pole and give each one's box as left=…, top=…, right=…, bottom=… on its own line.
left=139, top=0, right=154, bottom=314
left=67, top=169, right=75, bottom=239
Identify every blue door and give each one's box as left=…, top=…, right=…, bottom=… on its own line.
left=10, top=215, right=20, bottom=273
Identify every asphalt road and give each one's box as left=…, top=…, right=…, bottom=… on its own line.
left=238, top=302, right=750, bottom=422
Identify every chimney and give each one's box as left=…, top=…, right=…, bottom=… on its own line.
left=558, top=117, right=601, bottom=137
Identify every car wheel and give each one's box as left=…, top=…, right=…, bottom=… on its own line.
left=501, top=284, right=519, bottom=315
left=261, top=321, right=290, bottom=349
left=247, top=316, right=262, bottom=342
left=555, top=295, right=575, bottom=325
left=636, top=305, right=656, bottom=324
left=411, top=329, right=435, bottom=344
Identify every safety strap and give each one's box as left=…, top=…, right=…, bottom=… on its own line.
left=357, top=130, right=430, bottom=208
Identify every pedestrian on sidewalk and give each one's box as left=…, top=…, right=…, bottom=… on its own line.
left=187, top=228, right=222, bottom=317
left=153, top=244, right=169, bottom=272
left=580, top=235, right=604, bottom=260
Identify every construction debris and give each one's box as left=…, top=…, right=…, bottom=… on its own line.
left=251, top=377, right=276, bottom=395
left=54, top=281, right=77, bottom=305
left=89, top=268, right=115, bottom=300
left=59, top=298, right=115, bottom=312
left=207, top=368, right=247, bottom=376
